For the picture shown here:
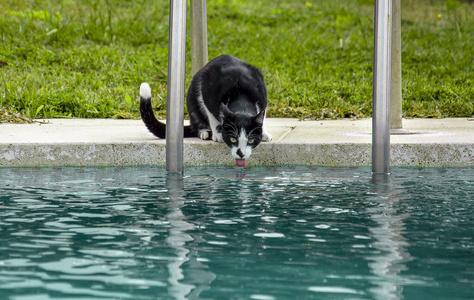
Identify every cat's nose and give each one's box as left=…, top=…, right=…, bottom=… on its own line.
left=236, top=149, right=244, bottom=158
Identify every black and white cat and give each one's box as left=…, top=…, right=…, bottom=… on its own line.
left=140, top=54, right=272, bottom=167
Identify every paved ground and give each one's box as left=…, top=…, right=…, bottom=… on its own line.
left=1, top=118, right=473, bottom=167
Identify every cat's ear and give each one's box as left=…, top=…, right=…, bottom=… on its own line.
left=220, top=103, right=233, bottom=119
left=254, top=110, right=265, bottom=126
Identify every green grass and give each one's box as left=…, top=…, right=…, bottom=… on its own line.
left=0, top=0, right=473, bottom=121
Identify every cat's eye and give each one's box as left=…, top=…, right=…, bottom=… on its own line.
left=248, top=139, right=255, bottom=144
left=230, top=137, right=237, bottom=143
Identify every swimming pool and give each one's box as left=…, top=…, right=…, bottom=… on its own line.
left=0, top=166, right=472, bottom=299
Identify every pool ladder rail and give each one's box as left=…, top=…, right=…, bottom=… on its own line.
left=163, top=0, right=398, bottom=175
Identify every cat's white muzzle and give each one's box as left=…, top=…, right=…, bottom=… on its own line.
left=231, top=146, right=252, bottom=160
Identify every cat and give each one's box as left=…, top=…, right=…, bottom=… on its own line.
left=140, top=54, right=272, bottom=167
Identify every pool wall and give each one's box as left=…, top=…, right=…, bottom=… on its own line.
left=1, top=118, right=473, bottom=167
left=1, top=142, right=473, bottom=167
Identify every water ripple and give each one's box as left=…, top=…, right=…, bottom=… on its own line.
left=0, top=166, right=472, bottom=299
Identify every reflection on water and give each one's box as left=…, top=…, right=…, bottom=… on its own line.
left=368, top=174, right=413, bottom=300
left=166, top=174, right=195, bottom=299
left=0, top=166, right=473, bottom=299
left=166, top=174, right=216, bottom=299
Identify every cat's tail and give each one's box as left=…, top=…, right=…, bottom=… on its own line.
left=140, top=83, right=166, bottom=138
left=139, top=83, right=195, bottom=139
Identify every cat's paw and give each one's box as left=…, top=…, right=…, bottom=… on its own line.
left=262, top=132, right=273, bottom=142
left=199, top=130, right=211, bottom=140
left=212, top=132, right=224, bottom=143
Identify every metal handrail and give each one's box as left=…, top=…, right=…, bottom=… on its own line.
left=372, top=0, right=392, bottom=174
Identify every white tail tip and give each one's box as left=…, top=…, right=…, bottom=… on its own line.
left=140, top=82, right=151, bottom=99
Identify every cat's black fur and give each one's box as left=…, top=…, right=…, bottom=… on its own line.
left=140, top=54, right=271, bottom=164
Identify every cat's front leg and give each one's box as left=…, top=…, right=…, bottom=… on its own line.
left=203, top=108, right=224, bottom=142
left=212, top=126, right=223, bottom=143
left=262, top=114, right=273, bottom=142
left=206, top=112, right=224, bottom=142
left=262, top=130, right=272, bottom=142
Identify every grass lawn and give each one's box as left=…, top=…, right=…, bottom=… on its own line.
left=0, top=0, right=473, bottom=122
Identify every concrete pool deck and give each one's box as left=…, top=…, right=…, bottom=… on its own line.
left=1, top=118, right=473, bottom=167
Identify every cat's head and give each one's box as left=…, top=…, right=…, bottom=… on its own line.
left=220, top=104, right=264, bottom=167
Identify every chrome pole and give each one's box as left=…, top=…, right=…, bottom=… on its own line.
left=166, top=0, right=187, bottom=173
left=372, top=0, right=392, bottom=174
left=190, top=0, right=208, bottom=75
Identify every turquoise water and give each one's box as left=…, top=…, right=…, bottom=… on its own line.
left=0, top=166, right=473, bottom=299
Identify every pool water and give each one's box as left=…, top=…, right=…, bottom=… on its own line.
left=0, top=166, right=472, bottom=299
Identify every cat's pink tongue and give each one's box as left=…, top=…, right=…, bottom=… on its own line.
left=235, top=158, right=246, bottom=167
